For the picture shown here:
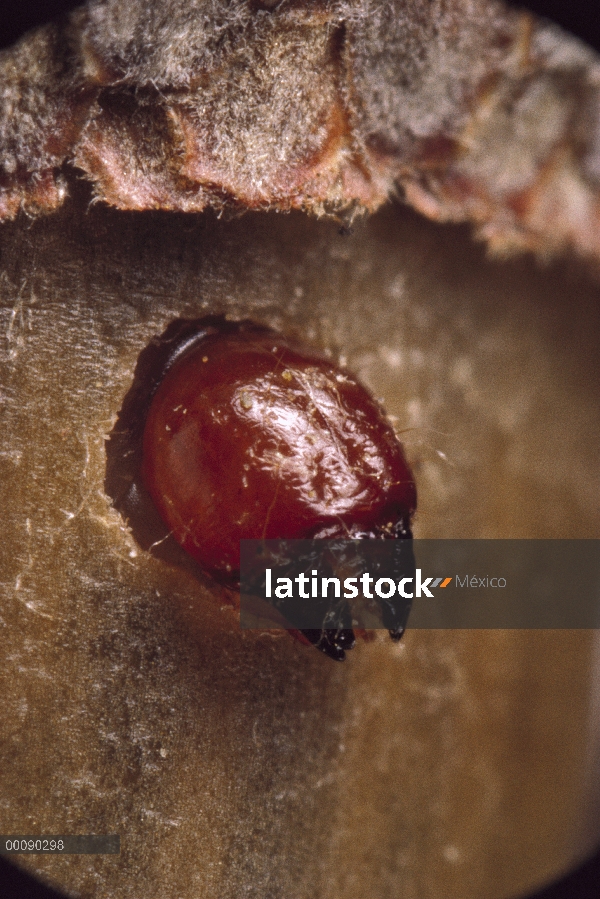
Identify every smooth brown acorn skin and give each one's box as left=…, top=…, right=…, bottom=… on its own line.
left=141, top=321, right=416, bottom=584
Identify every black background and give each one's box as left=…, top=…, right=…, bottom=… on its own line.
left=1, top=0, right=599, bottom=896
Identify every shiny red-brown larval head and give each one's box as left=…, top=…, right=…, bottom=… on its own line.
left=141, top=319, right=416, bottom=585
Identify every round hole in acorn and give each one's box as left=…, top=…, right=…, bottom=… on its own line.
left=106, top=316, right=416, bottom=659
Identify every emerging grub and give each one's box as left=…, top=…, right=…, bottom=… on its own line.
left=107, top=316, right=416, bottom=660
